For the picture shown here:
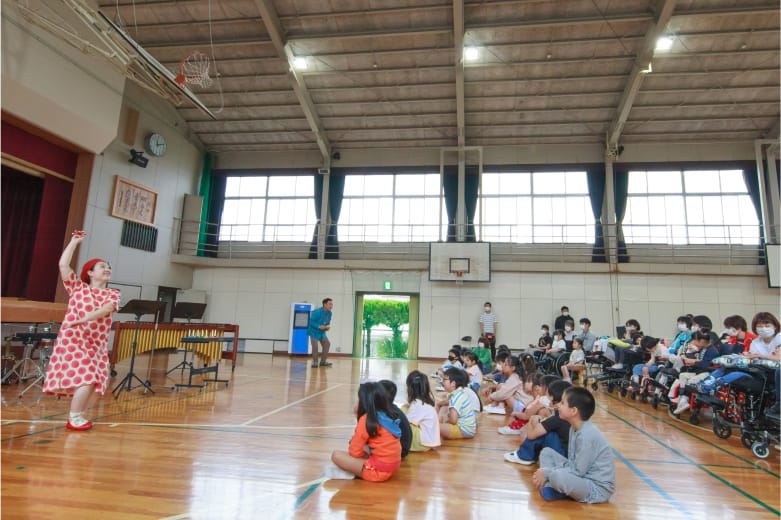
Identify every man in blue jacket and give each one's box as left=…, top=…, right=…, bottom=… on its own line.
left=308, top=298, right=334, bottom=368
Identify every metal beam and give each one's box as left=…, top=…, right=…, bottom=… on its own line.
left=252, top=0, right=331, bottom=161
left=453, top=0, right=466, bottom=148
left=606, top=0, right=678, bottom=149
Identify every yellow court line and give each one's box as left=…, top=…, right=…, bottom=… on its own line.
left=240, top=384, right=345, bottom=426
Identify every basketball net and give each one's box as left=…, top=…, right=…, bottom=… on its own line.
left=175, top=51, right=212, bottom=88
left=455, top=271, right=464, bottom=286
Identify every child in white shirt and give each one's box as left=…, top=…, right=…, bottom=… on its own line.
left=403, top=370, right=441, bottom=451
left=561, top=338, right=586, bottom=382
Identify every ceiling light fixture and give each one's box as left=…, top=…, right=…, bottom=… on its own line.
left=655, top=36, right=674, bottom=52
left=293, top=56, right=308, bottom=70
left=464, top=46, right=480, bottom=61
left=640, top=62, right=653, bottom=74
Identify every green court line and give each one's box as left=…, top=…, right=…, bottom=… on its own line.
left=603, top=393, right=780, bottom=479
left=597, top=402, right=780, bottom=516
left=294, top=482, right=321, bottom=510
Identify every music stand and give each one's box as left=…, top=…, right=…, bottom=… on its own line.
left=112, top=300, right=165, bottom=399
left=167, top=302, right=207, bottom=375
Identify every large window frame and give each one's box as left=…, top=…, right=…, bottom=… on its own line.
left=340, top=172, right=444, bottom=242
left=480, top=170, right=595, bottom=243
left=219, top=175, right=317, bottom=242
left=624, top=169, right=759, bottom=245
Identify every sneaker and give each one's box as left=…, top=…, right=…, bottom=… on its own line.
left=540, top=486, right=567, bottom=501
left=319, top=360, right=333, bottom=367
left=563, top=377, right=571, bottom=383
left=311, top=363, right=319, bottom=368
left=498, top=426, right=523, bottom=435
left=436, top=385, right=445, bottom=391
left=484, top=404, right=506, bottom=415
left=66, top=420, right=93, bottom=431
left=610, top=363, right=624, bottom=370
left=324, top=464, right=355, bottom=480
left=674, top=399, right=690, bottom=415
left=504, top=451, right=535, bottom=465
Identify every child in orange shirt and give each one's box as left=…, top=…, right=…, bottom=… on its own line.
left=328, top=381, right=403, bottom=482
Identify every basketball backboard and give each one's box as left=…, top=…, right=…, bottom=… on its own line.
left=429, top=242, right=491, bottom=282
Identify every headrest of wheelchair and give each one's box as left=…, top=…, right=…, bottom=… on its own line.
left=461, top=335, right=472, bottom=342
left=608, top=338, right=632, bottom=348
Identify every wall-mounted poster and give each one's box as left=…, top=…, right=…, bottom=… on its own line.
left=110, top=176, right=157, bottom=225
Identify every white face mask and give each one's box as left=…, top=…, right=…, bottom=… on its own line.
left=677, top=323, right=688, bottom=332
left=626, top=326, right=635, bottom=332
left=484, top=307, right=491, bottom=312
left=477, top=342, right=485, bottom=348
left=564, top=326, right=572, bottom=332
left=725, top=328, right=738, bottom=337
left=691, top=325, right=700, bottom=333
left=540, top=330, right=547, bottom=336
left=757, top=326, right=776, bottom=339
left=579, top=324, right=585, bottom=331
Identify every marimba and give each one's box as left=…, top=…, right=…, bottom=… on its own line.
left=109, top=322, right=239, bottom=373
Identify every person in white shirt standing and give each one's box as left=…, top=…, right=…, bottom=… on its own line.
left=479, top=302, right=498, bottom=360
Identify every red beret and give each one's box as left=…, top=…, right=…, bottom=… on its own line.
left=80, top=258, right=106, bottom=283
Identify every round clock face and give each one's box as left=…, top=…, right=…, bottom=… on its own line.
left=145, top=133, right=167, bottom=157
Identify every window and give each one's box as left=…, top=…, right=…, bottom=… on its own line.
left=480, top=171, right=594, bottom=243
left=341, top=173, right=443, bottom=242
left=219, top=175, right=316, bottom=241
left=624, top=169, right=759, bottom=245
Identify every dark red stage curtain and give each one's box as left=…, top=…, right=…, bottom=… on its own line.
left=1, top=167, right=43, bottom=297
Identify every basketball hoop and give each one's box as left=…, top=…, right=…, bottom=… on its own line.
left=175, top=51, right=212, bottom=88
left=455, top=271, right=464, bottom=286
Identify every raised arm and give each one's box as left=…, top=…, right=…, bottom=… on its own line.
left=59, top=231, right=85, bottom=281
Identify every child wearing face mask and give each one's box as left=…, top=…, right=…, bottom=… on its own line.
left=531, top=325, right=553, bottom=361
left=479, top=302, right=498, bottom=360
left=747, top=312, right=781, bottom=361
left=670, top=315, right=693, bottom=355
left=719, top=315, right=757, bottom=355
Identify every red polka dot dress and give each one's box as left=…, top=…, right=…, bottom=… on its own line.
left=43, top=271, right=120, bottom=397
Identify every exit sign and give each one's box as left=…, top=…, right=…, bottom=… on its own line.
left=383, top=281, right=392, bottom=290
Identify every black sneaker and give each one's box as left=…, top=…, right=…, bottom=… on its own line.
left=319, top=360, right=333, bottom=367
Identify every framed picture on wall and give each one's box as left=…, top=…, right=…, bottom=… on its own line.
left=110, top=175, right=158, bottom=225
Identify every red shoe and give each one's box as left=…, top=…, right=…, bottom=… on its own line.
left=508, top=418, right=527, bottom=430
left=66, top=420, right=93, bottom=431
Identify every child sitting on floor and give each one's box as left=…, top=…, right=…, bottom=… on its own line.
left=504, top=379, right=572, bottom=465
left=379, top=380, right=413, bottom=458
left=403, top=370, right=441, bottom=452
left=463, top=351, right=483, bottom=393
left=436, top=367, right=478, bottom=439
left=482, top=352, right=524, bottom=414
left=327, top=381, right=402, bottom=481
left=531, top=387, right=616, bottom=503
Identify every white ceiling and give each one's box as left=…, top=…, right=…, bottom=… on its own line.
left=97, top=0, right=779, bottom=159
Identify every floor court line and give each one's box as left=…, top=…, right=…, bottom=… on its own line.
left=604, top=393, right=780, bottom=479
left=612, top=448, right=694, bottom=519
left=240, top=383, right=344, bottom=426
left=598, top=402, right=780, bottom=516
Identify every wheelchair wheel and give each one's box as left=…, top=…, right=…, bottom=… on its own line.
left=651, top=395, right=659, bottom=409
left=689, top=413, right=700, bottom=426
left=591, top=382, right=598, bottom=391
left=607, top=383, right=615, bottom=393
left=620, top=387, right=627, bottom=398
left=751, top=442, right=770, bottom=459
left=741, top=432, right=753, bottom=449
left=713, top=421, right=731, bottom=440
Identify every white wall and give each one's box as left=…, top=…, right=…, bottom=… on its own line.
left=1, top=4, right=125, bottom=153
left=79, top=83, right=203, bottom=314
left=190, top=265, right=780, bottom=356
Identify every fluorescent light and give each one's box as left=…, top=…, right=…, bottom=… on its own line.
left=293, top=56, right=308, bottom=70
left=655, top=36, right=674, bottom=52
left=464, top=46, right=480, bottom=61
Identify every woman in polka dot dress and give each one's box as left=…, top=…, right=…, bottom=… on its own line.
left=43, top=230, right=120, bottom=431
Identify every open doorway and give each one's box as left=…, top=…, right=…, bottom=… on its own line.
left=354, top=293, right=419, bottom=359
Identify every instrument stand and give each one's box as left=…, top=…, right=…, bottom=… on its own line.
left=112, top=300, right=165, bottom=399
left=166, top=302, right=207, bottom=376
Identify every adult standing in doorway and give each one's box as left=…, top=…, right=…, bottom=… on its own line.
left=479, top=302, right=498, bottom=360
left=554, top=306, right=573, bottom=333
left=308, top=298, right=334, bottom=368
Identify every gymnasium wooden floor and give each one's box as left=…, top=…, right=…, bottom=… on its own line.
left=1, top=353, right=779, bottom=519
